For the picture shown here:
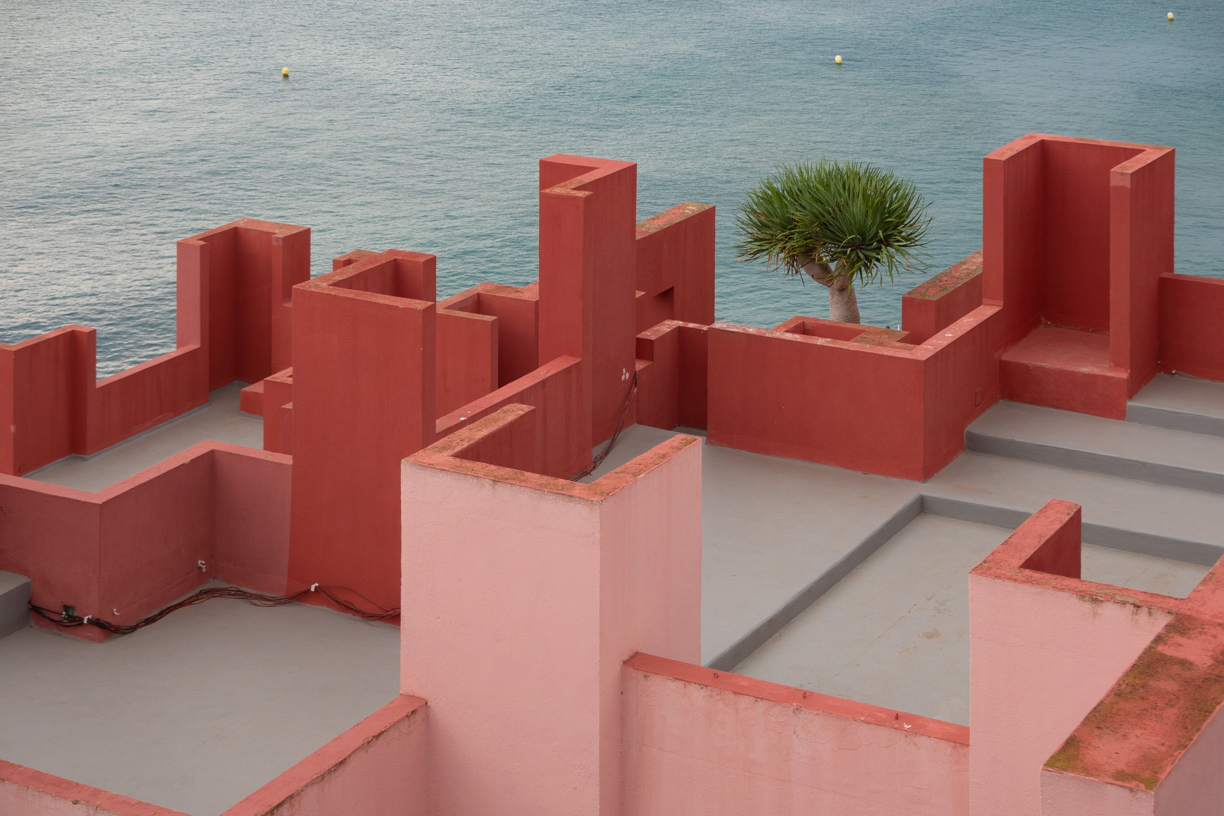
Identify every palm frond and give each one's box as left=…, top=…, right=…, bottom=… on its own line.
left=734, top=159, right=932, bottom=287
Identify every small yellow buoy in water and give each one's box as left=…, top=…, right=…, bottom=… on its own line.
left=835, top=54, right=842, bottom=65
left=1167, top=12, right=1174, bottom=20
left=282, top=66, right=290, bottom=78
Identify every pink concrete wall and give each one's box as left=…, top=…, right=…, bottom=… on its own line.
left=0, top=442, right=292, bottom=641
left=402, top=408, right=701, bottom=815
left=969, top=500, right=1178, bottom=816
left=222, top=695, right=427, bottom=816
left=1158, top=274, right=1224, bottom=382
left=288, top=250, right=436, bottom=611
left=0, top=759, right=192, bottom=816
left=1041, top=771, right=1154, bottom=816
left=1153, top=700, right=1224, bottom=814
left=622, top=654, right=969, bottom=816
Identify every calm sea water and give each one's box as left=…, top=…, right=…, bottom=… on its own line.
left=3, top=0, right=1221, bottom=375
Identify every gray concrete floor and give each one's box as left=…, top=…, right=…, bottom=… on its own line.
left=0, top=589, right=400, bottom=816
left=5, top=390, right=1220, bottom=810
left=27, top=384, right=262, bottom=492
left=732, top=514, right=1208, bottom=726
left=583, top=425, right=919, bottom=664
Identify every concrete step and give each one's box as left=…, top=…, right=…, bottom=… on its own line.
left=965, top=400, right=1224, bottom=496
left=925, top=452, right=1224, bottom=566
left=1127, top=373, right=1224, bottom=438
left=0, top=570, right=32, bottom=640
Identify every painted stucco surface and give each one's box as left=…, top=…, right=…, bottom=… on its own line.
left=621, top=655, right=969, bottom=816
left=401, top=408, right=701, bottom=815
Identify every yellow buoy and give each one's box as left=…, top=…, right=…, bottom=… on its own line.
left=282, top=66, right=290, bottom=77
left=835, top=55, right=843, bottom=65
left=1167, top=12, right=1174, bottom=20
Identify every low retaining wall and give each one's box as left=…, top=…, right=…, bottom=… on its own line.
left=622, top=653, right=970, bottom=816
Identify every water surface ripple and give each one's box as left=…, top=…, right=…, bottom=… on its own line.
left=2, top=0, right=1221, bottom=374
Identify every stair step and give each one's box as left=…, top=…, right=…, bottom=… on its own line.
left=0, top=570, right=32, bottom=640
left=966, top=401, right=1224, bottom=495
left=1127, top=374, right=1224, bottom=438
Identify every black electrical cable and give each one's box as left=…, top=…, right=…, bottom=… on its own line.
left=571, top=370, right=638, bottom=481
left=29, top=583, right=399, bottom=637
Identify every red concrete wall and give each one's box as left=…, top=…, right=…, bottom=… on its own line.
left=1158, top=274, right=1224, bottom=381
left=0, top=477, right=104, bottom=628
left=442, top=283, right=540, bottom=388
left=436, top=300, right=498, bottom=418
left=921, top=306, right=1003, bottom=476
left=1042, top=139, right=1143, bottom=333
left=0, top=220, right=308, bottom=477
left=539, top=156, right=638, bottom=446
left=180, top=220, right=310, bottom=390
left=222, top=695, right=427, bottom=816
left=260, top=369, right=294, bottom=455
left=87, top=347, right=204, bottom=454
left=901, top=250, right=983, bottom=345
left=0, top=328, right=90, bottom=476
left=0, top=442, right=292, bottom=642
left=636, top=321, right=708, bottom=431
left=707, top=322, right=928, bottom=479
left=436, top=356, right=587, bottom=479
left=288, top=251, right=436, bottom=610
left=1110, top=148, right=1175, bottom=390
left=635, top=202, right=716, bottom=331
left=0, top=759, right=192, bottom=816
left=984, top=133, right=1045, bottom=348
left=622, top=654, right=970, bottom=816
left=212, top=447, right=293, bottom=594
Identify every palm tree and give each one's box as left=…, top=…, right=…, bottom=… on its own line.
left=735, top=160, right=931, bottom=324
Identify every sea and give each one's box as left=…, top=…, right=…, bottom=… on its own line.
left=3, top=0, right=1221, bottom=375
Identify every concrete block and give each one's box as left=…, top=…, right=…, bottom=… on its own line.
left=0, top=571, right=31, bottom=640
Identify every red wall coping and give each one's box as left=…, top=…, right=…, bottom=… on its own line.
left=1046, top=615, right=1224, bottom=793
left=411, top=403, right=700, bottom=502
left=222, top=694, right=426, bottom=816
left=635, top=201, right=712, bottom=238
left=0, top=758, right=192, bottom=816
left=183, top=217, right=308, bottom=244
left=905, top=250, right=984, bottom=302
left=625, top=652, right=970, bottom=746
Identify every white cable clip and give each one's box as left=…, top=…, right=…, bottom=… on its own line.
left=82, top=615, right=92, bottom=624
left=198, top=559, right=207, bottom=572
left=310, top=583, right=319, bottom=592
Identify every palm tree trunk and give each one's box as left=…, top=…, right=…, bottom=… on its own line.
left=800, top=258, right=861, bottom=324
